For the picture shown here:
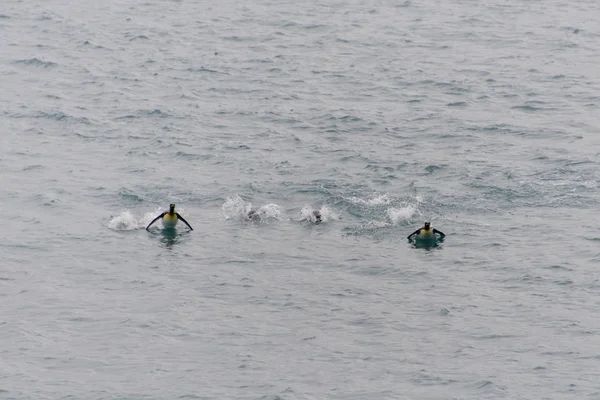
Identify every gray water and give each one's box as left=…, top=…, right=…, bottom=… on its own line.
left=2, top=0, right=600, bottom=399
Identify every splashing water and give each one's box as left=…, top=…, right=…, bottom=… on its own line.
left=108, top=206, right=188, bottom=231
left=222, top=195, right=285, bottom=222
left=108, top=210, right=157, bottom=230
left=222, top=195, right=250, bottom=220
left=387, top=204, right=419, bottom=225
left=298, top=205, right=338, bottom=223
left=254, top=204, right=284, bottom=221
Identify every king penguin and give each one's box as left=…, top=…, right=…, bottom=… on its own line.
left=146, top=203, right=193, bottom=231
left=407, top=222, right=444, bottom=241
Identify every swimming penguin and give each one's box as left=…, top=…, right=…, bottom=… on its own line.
left=146, top=203, right=193, bottom=231
left=312, top=210, right=322, bottom=222
left=407, top=222, right=444, bottom=241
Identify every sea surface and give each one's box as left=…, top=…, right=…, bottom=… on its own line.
left=2, top=0, right=600, bottom=399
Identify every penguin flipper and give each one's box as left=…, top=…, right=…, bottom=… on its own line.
left=407, top=229, right=421, bottom=240
left=146, top=212, right=166, bottom=231
left=176, top=213, right=193, bottom=230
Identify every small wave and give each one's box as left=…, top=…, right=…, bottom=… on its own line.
left=115, top=114, right=136, bottom=120
left=543, top=264, right=573, bottom=270
left=39, top=112, right=68, bottom=121
left=424, top=164, right=443, bottom=174
left=115, top=109, right=170, bottom=120
left=554, top=279, right=573, bottom=286
left=476, top=380, right=494, bottom=389
left=22, top=164, right=44, bottom=171
left=51, top=112, right=75, bottom=122
left=174, top=151, right=211, bottom=161
left=10, top=111, right=91, bottom=124
left=146, top=109, right=168, bottom=117
left=119, top=188, right=145, bottom=203
left=33, top=192, right=60, bottom=207
left=14, top=58, right=57, bottom=68
left=511, top=105, right=554, bottom=112
left=313, top=112, right=364, bottom=124
left=223, top=35, right=245, bottom=41
left=187, top=67, right=227, bottom=74
left=447, top=101, right=468, bottom=107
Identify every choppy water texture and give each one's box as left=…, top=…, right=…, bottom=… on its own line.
left=2, top=0, right=600, bottom=398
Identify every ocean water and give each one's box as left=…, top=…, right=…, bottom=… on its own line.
left=2, top=0, right=600, bottom=398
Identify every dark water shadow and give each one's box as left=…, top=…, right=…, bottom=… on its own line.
left=409, top=236, right=445, bottom=251
left=148, top=227, right=191, bottom=249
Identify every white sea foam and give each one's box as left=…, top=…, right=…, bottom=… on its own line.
left=107, top=210, right=149, bottom=230
left=387, top=205, right=418, bottom=225
left=222, top=195, right=285, bottom=221
left=298, top=205, right=338, bottom=223
left=222, top=195, right=250, bottom=220
left=347, top=194, right=392, bottom=206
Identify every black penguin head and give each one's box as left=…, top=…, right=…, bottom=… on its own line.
left=313, top=210, right=322, bottom=221
left=169, top=203, right=176, bottom=214
left=424, top=222, right=431, bottom=229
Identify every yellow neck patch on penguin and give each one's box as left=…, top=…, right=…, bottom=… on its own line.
left=418, top=228, right=434, bottom=238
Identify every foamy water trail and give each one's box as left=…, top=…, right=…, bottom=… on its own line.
left=108, top=210, right=158, bottom=230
